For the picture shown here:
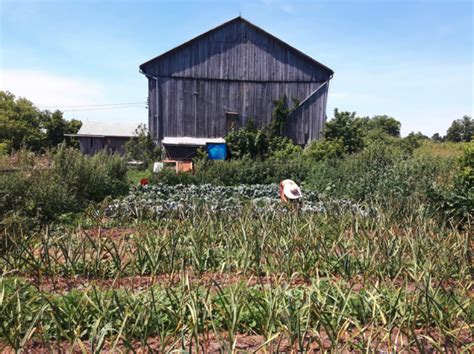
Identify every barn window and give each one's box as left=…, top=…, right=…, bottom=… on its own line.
left=226, top=112, right=239, bottom=132
left=90, top=138, right=93, bottom=148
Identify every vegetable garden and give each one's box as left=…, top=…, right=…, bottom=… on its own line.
left=1, top=186, right=472, bottom=352
left=0, top=140, right=472, bottom=352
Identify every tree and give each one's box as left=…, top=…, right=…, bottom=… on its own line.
left=365, top=115, right=401, bottom=137
left=431, top=133, right=443, bottom=141
left=446, top=116, right=473, bottom=142
left=0, top=91, right=44, bottom=152
left=125, top=124, right=161, bottom=165
left=0, top=91, right=82, bottom=152
left=43, top=110, right=82, bottom=148
left=324, top=109, right=364, bottom=154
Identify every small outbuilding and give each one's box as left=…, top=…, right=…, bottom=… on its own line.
left=66, top=121, right=139, bottom=155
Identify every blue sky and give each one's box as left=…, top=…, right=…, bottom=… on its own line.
left=1, top=0, right=472, bottom=136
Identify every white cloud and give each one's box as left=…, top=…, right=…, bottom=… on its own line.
left=0, top=69, right=147, bottom=126
left=0, top=69, right=106, bottom=107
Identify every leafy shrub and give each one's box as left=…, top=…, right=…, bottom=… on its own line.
left=267, top=136, right=302, bottom=159
left=125, top=124, right=162, bottom=167
left=225, top=124, right=268, bottom=159
left=305, top=143, right=455, bottom=204
left=303, top=138, right=345, bottom=162
left=428, top=142, right=473, bottom=225
left=151, top=157, right=309, bottom=186
left=150, top=168, right=199, bottom=185
left=0, top=146, right=128, bottom=223
left=324, top=109, right=365, bottom=154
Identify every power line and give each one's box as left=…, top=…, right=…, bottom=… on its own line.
left=61, top=105, right=147, bottom=112
left=38, top=101, right=147, bottom=109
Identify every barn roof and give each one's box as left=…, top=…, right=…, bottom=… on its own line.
left=66, top=121, right=140, bottom=138
left=139, top=16, right=333, bottom=75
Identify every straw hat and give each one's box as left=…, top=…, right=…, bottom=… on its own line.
left=281, top=179, right=302, bottom=199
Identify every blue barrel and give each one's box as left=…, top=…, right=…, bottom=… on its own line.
left=207, top=143, right=227, bottom=160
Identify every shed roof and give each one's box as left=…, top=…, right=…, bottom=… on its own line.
left=162, top=137, right=226, bottom=146
left=140, top=16, right=334, bottom=75
left=66, top=121, right=140, bottom=138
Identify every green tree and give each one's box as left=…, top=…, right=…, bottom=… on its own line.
left=446, top=115, right=473, bottom=142
left=358, top=115, right=401, bottom=137
left=43, top=110, right=82, bottom=148
left=0, top=91, right=44, bottom=152
left=324, top=109, right=364, bottom=154
left=0, top=91, right=82, bottom=152
left=125, top=124, right=161, bottom=166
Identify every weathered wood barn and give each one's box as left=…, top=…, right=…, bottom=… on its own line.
left=66, top=121, right=137, bottom=155
left=139, top=16, right=333, bottom=147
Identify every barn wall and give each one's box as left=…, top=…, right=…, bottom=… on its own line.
left=79, top=137, right=129, bottom=155
left=154, top=77, right=326, bottom=144
left=142, top=18, right=332, bottom=145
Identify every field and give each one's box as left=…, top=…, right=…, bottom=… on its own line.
left=1, top=183, right=472, bottom=352
left=0, top=142, right=473, bottom=352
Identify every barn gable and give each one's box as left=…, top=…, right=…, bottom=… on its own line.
left=140, top=17, right=333, bottom=82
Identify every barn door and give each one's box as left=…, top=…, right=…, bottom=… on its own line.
left=226, top=112, right=239, bottom=133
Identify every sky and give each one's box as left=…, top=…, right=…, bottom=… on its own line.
left=0, top=0, right=472, bottom=136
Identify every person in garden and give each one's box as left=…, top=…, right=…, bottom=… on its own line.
left=279, top=179, right=302, bottom=203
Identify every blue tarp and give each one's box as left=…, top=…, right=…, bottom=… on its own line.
left=207, top=143, right=227, bottom=160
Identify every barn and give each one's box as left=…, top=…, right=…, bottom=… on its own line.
left=66, top=121, right=138, bottom=155
left=139, top=16, right=333, bottom=152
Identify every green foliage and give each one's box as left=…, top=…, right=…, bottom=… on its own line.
left=303, top=138, right=345, bottom=162
left=153, top=157, right=308, bottom=186
left=0, top=91, right=44, bottom=152
left=267, top=136, right=302, bottom=159
left=0, top=91, right=82, bottom=152
left=151, top=168, right=199, bottom=185
left=446, top=115, right=473, bottom=142
left=357, top=115, right=401, bottom=137
left=124, top=124, right=161, bottom=166
left=225, top=97, right=301, bottom=160
left=306, top=143, right=453, bottom=202
left=0, top=146, right=128, bottom=223
left=225, top=122, right=268, bottom=159
left=269, top=95, right=298, bottom=137
left=324, top=109, right=364, bottom=154
left=0, top=202, right=471, bottom=351
left=401, top=131, right=430, bottom=151
left=428, top=141, right=473, bottom=225
left=126, top=168, right=153, bottom=185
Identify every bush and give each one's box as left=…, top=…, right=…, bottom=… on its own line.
left=0, top=146, right=128, bottom=223
left=305, top=143, right=455, bottom=204
left=151, top=157, right=309, bottom=186
left=428, top=142, right=473, bottom=225
left=125, top=124, right=162, bottom=167
left=303, top=138, right=345, bottom=162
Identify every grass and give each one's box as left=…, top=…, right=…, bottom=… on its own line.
left=1, top=201, right=472, bottom=352
left=126, top=168, right=153, bottom=185
left=414, top=140, right=467, bottom=159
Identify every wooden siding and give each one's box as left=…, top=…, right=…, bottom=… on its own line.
left=141, top=19, right=332, bottom=82
left=79, top=137, right=129, bottom=155
left=141, top=17, right=332, bottom=145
